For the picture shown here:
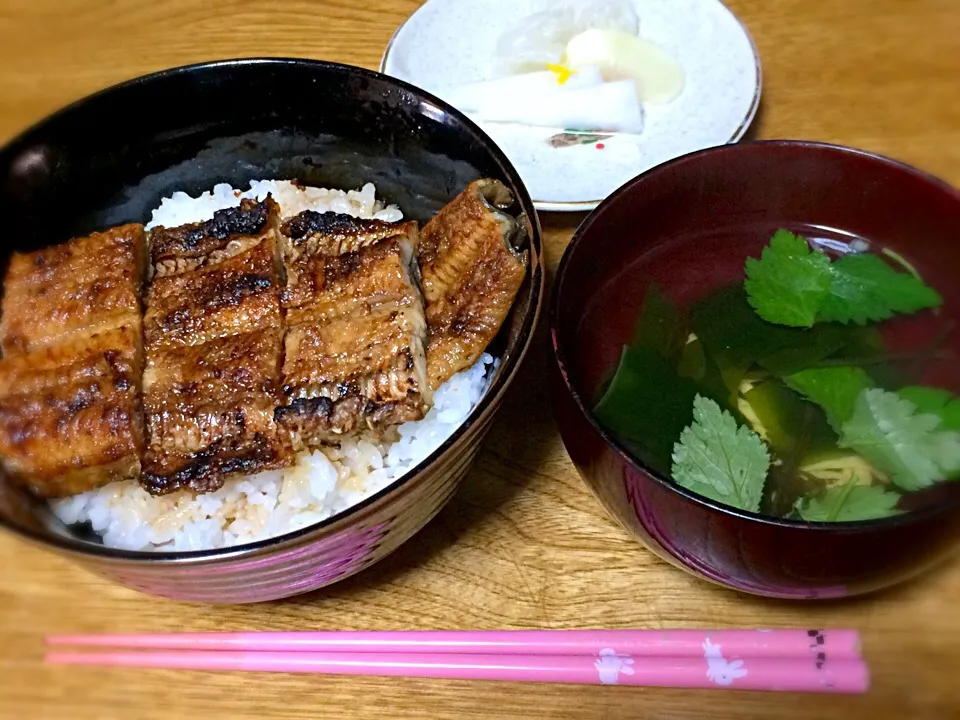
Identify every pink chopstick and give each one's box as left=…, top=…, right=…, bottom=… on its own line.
left=46, top=628, right=860, bottom=659
left=44, top=649, right=869, bottom=693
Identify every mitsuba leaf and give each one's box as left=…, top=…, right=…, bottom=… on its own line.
left=839, top=388, right=960, bottom=491
left=784, top=366, right=873, bottom=432
left=744, top=230, right=832, bottom=327
left=744, top=231, right=941, bottom=328
left=671, top=395, right=770, bottom=512
left=819, top=253, right=942, bottom=325
left=899, top=386, right=960, bottom=432
left=796, top=481, right=902, bottom=522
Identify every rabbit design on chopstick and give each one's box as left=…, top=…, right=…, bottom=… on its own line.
left=594, top=648, right=635, bottom=685
left=703, top=638, right=748, bottom=686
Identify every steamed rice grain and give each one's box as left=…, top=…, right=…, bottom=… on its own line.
left=144, top=180, right=404, bottom=230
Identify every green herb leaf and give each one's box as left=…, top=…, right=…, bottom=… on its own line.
left=897, top=389, right=960, bottom=479
left=743, top=379, right=839, bottom=516
left=899, top=386, right=960, bottom=431
left=784, top=366, right=873, bottom=432
left=594, top=346, right=702, bottom=475
left=899, top=385, right=952, bottom=413
left=839, top=388, right=960, bottom=491
left=633, top=284, right=685, bottom=359
left=671, top=395, right=770, bottom=512
left=944, top=401, right=960, bottom=433
left=690, top=285, right=860, bottom=382
left=819, top=253, right=942, bottom=325
left=754, top=328, right=848, bottom=376
left=744, top=231, right=942, bottom=328
left=742, top=380, right=836, bottom=453
left=744, top=230, right=833, bottom=327
left=796, top=480, right=903, bottom=522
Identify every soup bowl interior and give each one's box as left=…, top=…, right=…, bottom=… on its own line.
left=551, top=140, right=960, bottom=599
left=0, top=58, right=543, bottom=602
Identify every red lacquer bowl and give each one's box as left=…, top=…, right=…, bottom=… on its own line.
left=551, top=140, right=960, bottom=599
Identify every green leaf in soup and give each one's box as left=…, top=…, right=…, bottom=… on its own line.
left=818, top=252, right=943, bottom=325
left=707, top=353, right=746, bottom=410
left=742, top=229, right=942, bottom=328
left=678, top=340, right=741, bottom=412
left=594, top=345, right=702, bottom=475
left=839, top=388, right=960, bottom=491
left=742, top=379, right=837, bottom=516
left=671, top=395, right=770, bottom=513
left=831, top=325, right=886, bottom=359
left=899, top=386, right=960, bottom=432
left=632, top=284, right=686, bottom=360
left=899, top=386, right=952, bottom=414
left=784, top=366, right=873, bottom=432
left=744, top=230, right=833, bottom=327
left=756, top=325, right=849, bottom=376
left=943, top=400, right=960, bottom=433
left=692, top=285, right=794, bottom=365
left=896, top=389, right=960, bottom=462
left=742, top=379, right=837, bottom=454
left=690, top=285, right=861, bottom=380
left=796, top=480, right=903, bottom=522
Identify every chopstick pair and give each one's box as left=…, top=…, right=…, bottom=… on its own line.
left=45, top=629, right=869, bottom=693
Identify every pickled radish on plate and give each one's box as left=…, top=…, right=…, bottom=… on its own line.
left=443, top=0, right=685, bottom=134
left=565, top=28, right=686, bottom=104
left=464, top=79, right=644, bottom=134
left=443, top=66, right=605, bottom=111
left=495, top=0, right=639, bottom=74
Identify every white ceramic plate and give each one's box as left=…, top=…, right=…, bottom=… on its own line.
left=381, top=0, right=761, bottom=212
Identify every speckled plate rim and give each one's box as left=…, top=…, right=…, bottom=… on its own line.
left=380, top=0, right=764, bottom=213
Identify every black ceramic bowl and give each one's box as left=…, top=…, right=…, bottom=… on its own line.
left=551, top=140, right=960, bottom=599
left=0, top=58, right=543, bottom=603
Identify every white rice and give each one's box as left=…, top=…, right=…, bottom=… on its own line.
left=50, top=181, right=496, bottom=552
left=144, top=179, right=404, bottom=230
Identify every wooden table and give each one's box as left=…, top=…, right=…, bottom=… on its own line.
left=1, top=1, right=958, bottom=717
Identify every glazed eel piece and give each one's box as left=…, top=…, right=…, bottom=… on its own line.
left=417, top=179, right=529, bottom=390
left=0, top=225, right=146, bottom=497
left=274, top=211, right=431, bottom=449
left=140, top=198, right=292, bottom=494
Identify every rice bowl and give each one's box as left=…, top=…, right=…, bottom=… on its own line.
left=0, top=58, right=543, bottom=603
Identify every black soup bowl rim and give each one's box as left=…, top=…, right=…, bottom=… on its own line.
left=550, top=139, right=960, bottom=534
left=0, top=56, right=544, bottom=562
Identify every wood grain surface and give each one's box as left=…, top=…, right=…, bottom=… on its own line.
left=1, top=1, right=959, bottom=717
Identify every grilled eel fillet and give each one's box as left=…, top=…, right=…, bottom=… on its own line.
left=141, top=198, right=292, bottom=494
left=0, top=225, right=146, bottom=497
left=0, top=224, right=145, bottom=355
left=0, top=181, right=526, bottom=499
left=418, top=179, right=529, bottom=390
left=275, top=211, right=430, bottom=448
